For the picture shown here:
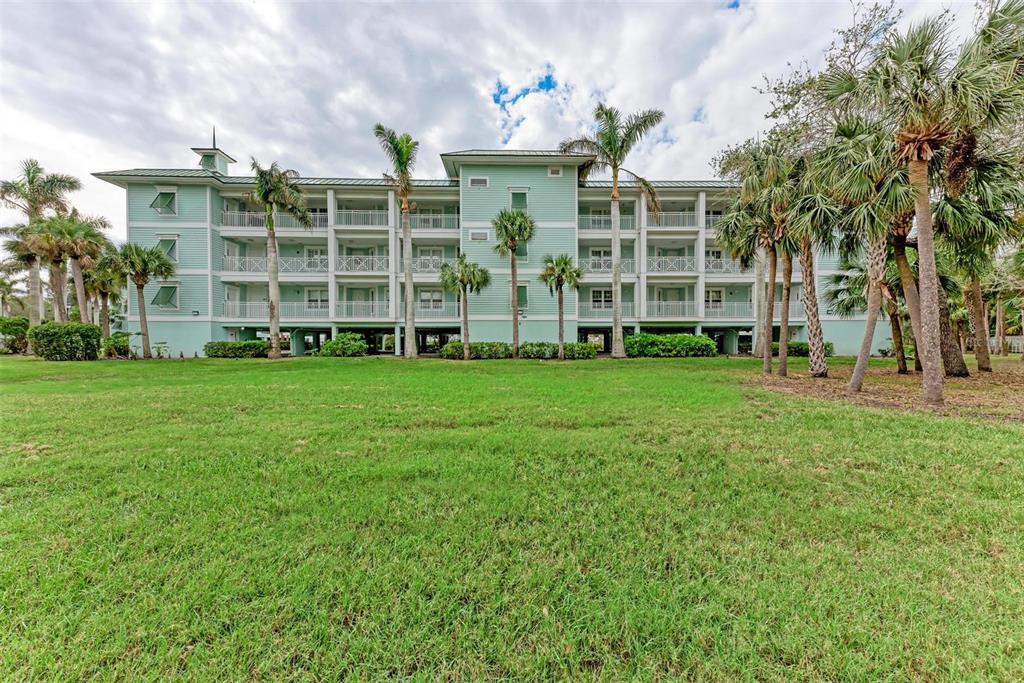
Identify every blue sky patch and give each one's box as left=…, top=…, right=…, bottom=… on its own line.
left=492, top=67, right=559, bottom=113
left=727, top=0, right=740, bottom=8
left=692, top=105, right=706, bottom=123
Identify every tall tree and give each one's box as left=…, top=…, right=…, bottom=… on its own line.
left=117, top=243, right=175, bottom=359
left=493, top=208, right=535, bottom=359
left=92, top=248, right=127, bottom=339
left=539, top=254, right=583, bottom=361
left=440, top=254, right=491, bottom=361
left=560, top=104, right=665, bottom=358
left=57, top=211, right=112, bottom=323
left=373, top=124, right=419, bottom=359
left=0, top=160, right=81, bottom=335
left=249, top=159, right=312, bottom=360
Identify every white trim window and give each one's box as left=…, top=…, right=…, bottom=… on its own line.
left=467, top=177, right=489, bottom=189
left=590, top=247, right=611, bottom=271
left=548, top=166, right=563, bottom=177
left=515, top=285, right=529, bottom=311
left=590, top=208, right=611, bottom=230
left=304, top=246, right=328, bottom=271
left=305, top=287, right=329, bottom=311
left=705, top=287, right=724, bottom=311
left=591, top=288, right=613, bottom=310
left=418, top=288, right=444, bottom=310
left=150, top=186, right=178, bottom=216
left=509, top=188, right=529, bottom=212
left=156, top=235, right=178, bottom=262
left=706, top=248, right=723, bottom=260
left=469, top=230, right=488, bottom=241
left=151, top=284, right=179, bottom=310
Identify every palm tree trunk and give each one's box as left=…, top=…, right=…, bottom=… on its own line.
left=50, top=263, right=67, bottom=322
left=995, top=296, right=1007, bottom=356
left=266, top=221, right=282, bottom=360
left=461, top=284, right=470, bottom=361
left=100, top=292, right=111, bottom=338
left=753, top=258, right=765, bottom=358
left=907, top=159, right=944, bottom=405
left=70, top=257, right=89, bottom=323
left=888, top=301, right=908, bottom=374
left=849, top=237, right=886, bottom=393
left=402, top=201, right=416, bottom=359
left=763, top=245, right=777, bottom=375
left=892, top=236, right=923, bottom=350
left=610, top=188, right=625, bottom=358
left=779, top=252, right=792, bottom=377
left=965, top=277, right=991, bottom=372
left=135, top=282, right=151, bottom=358
left=557, top=287, right=565, bottom=361
left=912, top=334, right=922, bottom=372
left=510, top=251, right=519, bottom=359
left=937, top=283, right=969, bottom=377
left=26, top=258, right=40, bottom=354
left=799, top=237, right=827, bottom=377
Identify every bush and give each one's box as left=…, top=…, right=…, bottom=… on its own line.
left=439, top=341, right=513, bottom=360
left=204, top=340, right=269, bottom=358
left=27, top=322, right=102, bottom=361
left=771, top=341, right=834, bottom=357
left=624, top=333, right=718, bottom=358
left=0, top=316, right=29, bottom=354
left=102, top=331, right=131, bottom=358
left=519, top=342, right=559, bottom=359
left=318, top=333, right=369, bottom=357
left=563, top=342, right=599, bottom=359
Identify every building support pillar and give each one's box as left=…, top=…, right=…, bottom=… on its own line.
left=638, top=194, right=648, bottom=321
left=696, top=191, right=707, bottom=321
left=394, top=322, right=402, bottom=356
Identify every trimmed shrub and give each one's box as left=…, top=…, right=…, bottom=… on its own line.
left=439, top=341, right=513, bottom=360
left=27, top=322, right=102, bottom=361
left=204, top=340, right=269, bottom=358
left=624, top=333, right=718, bottom=358
left=772, top=341, right=834, bottom=357
left=519, top=342, right=559, bottom=359
left=0, top=316, right=29, bottom=354
left=563, top=342, right=599, bottom=359
left=102, top=331, right=131, bottom=358
left=318, top=333, right=369, bottom=357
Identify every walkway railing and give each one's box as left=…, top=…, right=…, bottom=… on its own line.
left=336, top=301, right=391, bottom=318
left=336, top=255, right=389, bottom=272
left=578, top=302, right=634, bottom=319
left=406, top=302, right=459, bottom=319
left=411, top=256, right=457, bottom=273
left=223, top=256, right=329, bottom=273
left=647, top=212, right=696, bottom=228
left=223, top=302, right=330, bottom=319
left=336, top=210, right=389, bottom=227
left=704, top=258, right=747, bottom=274
left=580, top=257, right=635, bottom=274
left=577, top=215, right=636, bottom=230
left=773, top=301, right=805, bottom=319
left=648, top=256, right=697, bottom=273
left=646, top=301, right=698, bottom=318
left=408, top=214, right=459, bottom=229
left=704, top=302, right=754, bottom=318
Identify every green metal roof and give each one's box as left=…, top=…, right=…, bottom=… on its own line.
left=93, top=169, right=458, bottom=189
left=581, top=180, right=737, bottom=189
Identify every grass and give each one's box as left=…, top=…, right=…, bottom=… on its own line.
left=2, top=355, right=1023, bottom=680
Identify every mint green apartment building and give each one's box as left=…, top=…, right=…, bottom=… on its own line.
left=95, top=145, right=888, bottom=356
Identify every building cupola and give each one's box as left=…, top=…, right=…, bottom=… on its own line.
left=191, top=126, right=236, bottom=175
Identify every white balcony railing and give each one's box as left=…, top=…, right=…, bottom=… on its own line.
left=647, top=212, right=697, bottom=228
left=411, top=256, right=456, bottom=273
left=648, top=256, right=697, bottom=273
left=336, top=210, right=389, bottom=227
left=336, top=255, right=389, bottom=273
left=223, top=302, right=330, bottom=319
left=407, top=214, right=459, bottom=230
left=705, top=258, right=747, bottom=274
left=221, top=211, right=266, bottom=228
left=705, top=214, right=723, bottom=228
left=407, top=302, right=459, bottom=319
left=276, top=213, right=329, bottom=228
left=222, top=256, right=329, bottom=273
left=773, top=301, right=806, bottom=319
left=336, top=301, right=391, bottom=318
left=577, top=215, right=636, bottom=231
left=580, top=257, right=635, bottom=274
left=646, top=301, right=698, bottom=318
left=704, top=302, right=754, bottom=318
left=578, top=302, right=635, bottom=319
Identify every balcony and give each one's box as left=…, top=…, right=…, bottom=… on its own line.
left=408, top=214, right=459, bottom=230
left=336, top=255, right=389, bottom=273
left=580, top=257, right=635, bottom=274
left=646, top=301, right=698, bottom=318
left=406, top=302, right=459, bottom=320
left=578, top=215, right=636, bottom=231
left=223, top=301, right=330, bottom=319
left=578, top=302, right=634, bottom=319
left=647, top=212, right=696, bottom=228
left=336, top=210, right=389, bottom=227
left=704, top=302, right=754, bottom=318
left=223, top=256, right=329, bottom=273
left=277, top=213, right=329, bottom=228
left=773, top=301, right=805, bottom=319
left=705, top=258, right=748, bottom=274
left=336, top=301, right=391, bottom=319
left=648, top=256, right=696, bottom=273
left=411, top=256, right=457, bottom=273
left=222, top=211, right=266, bottom=228
left=706, top=214, right=723, bottom=228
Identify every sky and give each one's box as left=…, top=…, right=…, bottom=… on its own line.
left=0, top=0, right=977, bottom=242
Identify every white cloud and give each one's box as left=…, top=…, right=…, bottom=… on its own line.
left=0, top=0, right=979, bottom=242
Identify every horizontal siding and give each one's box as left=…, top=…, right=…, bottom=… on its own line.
left=137, top=274, right=209, bottom=316
left=128, top=183, right=208, bottom=224
left=128, top=226, right=208, bottom=270
left=461, top=164, right=576, bottom=223
left=466, top=275, right=577, bottom=317
left=461, top=226, right=576, bottom=271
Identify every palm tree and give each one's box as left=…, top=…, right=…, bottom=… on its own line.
left=117, top=243, right=175, bottom=359
left=33, top=217, right=72, bottom=322
left=539, top=254, right=583, bottom=361
left=560, top=103, right=665, bottom=358
left=440, top=254, right=491, bottom=360
left=1, top=226, right=41, bottom=349
left=493, top=208, right=536, bottom=358
left=373, top=124, right=419, bottom=359
left=92, top=248, right=127, bottom=338
left=57, top=211, right=112, bottom=323
left=0, top=160, right=81, bottom=334
left=249, top=159, right=312, bottom=360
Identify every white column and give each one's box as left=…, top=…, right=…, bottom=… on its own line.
left=387, top=190, right=398, bottom=320
left=394, top=322, right=402, bottom=356
left=696, top=191, right=706, bottom=319
left=327, top=189, right=336, bottom=227
left=638, top=194, right=648, bottom=320
left=327, top=223, right=337, bottom=319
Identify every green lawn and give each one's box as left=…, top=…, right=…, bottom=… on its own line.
left=2, top=355, right=1023, bottom=680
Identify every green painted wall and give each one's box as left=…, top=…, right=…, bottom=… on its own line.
left=460, top=164, right=576, bottom=223
left=127, top=183, right=208, bottom=223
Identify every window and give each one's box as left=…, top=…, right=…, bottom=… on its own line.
left=706, top=248, right=723, bottom=260
left=592, top=289, right=613, bottom=309
left=419, top=289, right=444, bottom=310
left=469, top=230, right=488, bottom=241
left=515, top=285, right=528, bottom=310
left=468, top=177, right=489, bottom=188
left=510, top=190, right=528, bottom=211
left=156, top=236, right=178, bottom=262
left=306, top=288, right=329, bottom=310
left=418, top=246, right=444, bottom=258
left=548, top=166, right=562, bottom=177
left=150, top=188, right=177, bottom=215
left=305, top=247, right=328, bottom=271
left=705, top=288, right=724, bottom=310
left=590, top=208, right=611, bottom=229
left=515, top=240, right=528, bottom=261
left=590, top=248, right=611, bottom=270
left=150, top=285, right=178, bottom=310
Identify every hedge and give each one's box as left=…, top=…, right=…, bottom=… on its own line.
left=439, top=341, right=513, bottom=360
left=317, top=333, right=369, bottom=357
left=624, top=333, right=718, bottom=358
left=771, top=341, right=834, bottom=357
left=517, top=341, right=600, bottom=359
left=0, top=316, right=29, bottom=354
left=563, top=342, right=599, bottom=359
left=26, top=322, right=102, bottom=361
left=204, top=340, right=269, bottom=358
left=102, top=331, right=131, bottom=358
